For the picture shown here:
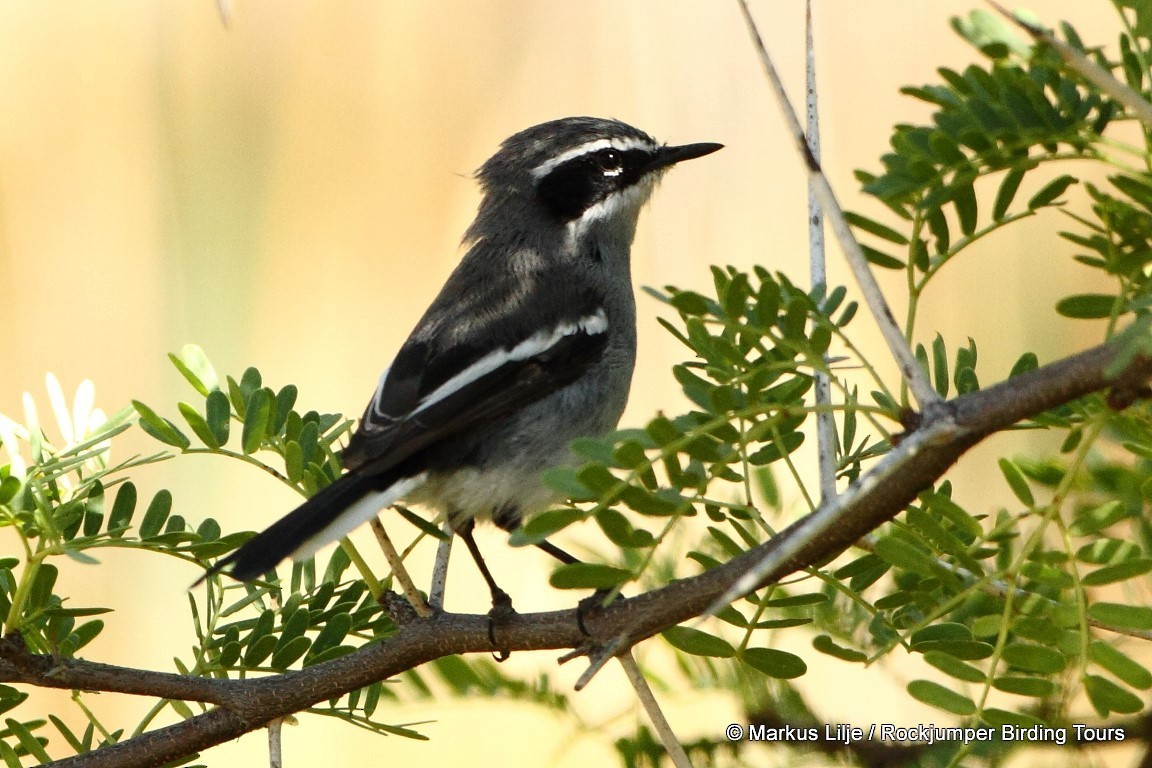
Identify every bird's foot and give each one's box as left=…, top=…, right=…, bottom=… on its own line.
left=487, top=588, right=516, bottom=661
left=576, top=588, right=613, bottom=637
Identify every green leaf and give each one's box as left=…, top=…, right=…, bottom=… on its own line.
left=48, top=715, right=84, bottom=753
left=982, top=708, right=1046, bottom=729
left=953, top=181, right=978, bottom=235
left=106, top=482, right=136, bottom=535
left=742, top=647, right=806, bottom=679
left=132, top=401, right=190, bottom=449
left=1070, top=501, right=1126, bottom=536
left=833, top=553, right=885, bottom=579
left=998, top=458, right=1034, bottom=506
left=5, top=718, right=51, bottom=763
left=611, top=439, right=651, bottom=471
left=433, top=655, right=483, bottom=694
left=241, top=389, right=273, bottom=454
left=309, top=613, right=353, bottom=657
left=595, top=509, right=655, bottom=548
left=270, top=636, right=312, bottom=670
left=1001, top=642, right=1066, bottom=673
left=1090, top=641, right=1152, bottom=690
left=992, top=167, right=1026, bottom=220
left=0, top=687, right=28, bottom=719
left=239, top=366, right=262, bottom=402
left=1088, top=602, right=1152, bottom=630
left=907, top=626, right=972, bottom=649
left=992, top=676, right=1055, bottom=697
left=169, top=344, right=220, bottom=396
left=205, top=390, right=231, bottom=447
left=178, top=402, right=219, bottom=449
left=541, top=467, right=597, bottom=502
left=394, top=507, right=449, bottom=540
left=763, top=592, right=828, bottom=608
left=1082, top=558, right=1152, bottom=586
left=845, top=211, right=909, bottom=245
left=920, top=640, right=995, bottom=661
left=0, top=476, right=20, bottom=506
left=747, top=432, right=804, bottom=465
left=860, top=245, right=906, bottom=270
left=0, top=741, right=20, bottom=768
left=1085, top=674, right=1143, bottom=715
left=919, top=491, right=983, bottom=538
left=873, top=535, right=938, bottom=576
left=662, top=626, right=735, bottom=658
left=512, top=508, right=584, bottom=546
left=1055, top=294, right=1117, bottom=319
left=1027, top=174, right=1077, bottom=209
left=669, top=291, right=710, bottom=316
left=549, top=563, right=631, bottom=590
left=138, top=490, right=173, bottom=539
left=951, top=9, right=1029, bottom=59
left=63, top=549, right=100, bottom=566
left=82, top=481, right=105, bottom=537
left=907, top=680, right=976, bottom=716
left=931, top=334, right=949, bottom=398
left=927, top=206, right=950, bottom=253
left=284, top=442, right=304, bottom=483
left=67, top=620, right=104, bottom=653
left=170, top=699, right=195, bottom=720
left=196, top=518, right=221, bottom=542
left=27, top=564, right=58, bottom=613
left=619, top=485, right=682, bottom=516
left=923, top=651, right=985, bottom=683
left=273, top=385, right=298, bottom=435
left=244, top=614, right=277, bottom=666
left=812, top=634, right=867, bottom=663
left=1009, top=352, right=1038, bottom=378
left=1077, top=538, right=1141, bottom=565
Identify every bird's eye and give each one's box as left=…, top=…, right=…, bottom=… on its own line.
left=594, top=149, right=623, bottom=174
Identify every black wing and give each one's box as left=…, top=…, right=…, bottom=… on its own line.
left=342, top=246, right=609, bottom=475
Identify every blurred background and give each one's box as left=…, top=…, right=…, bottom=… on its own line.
left=0, top=1, right=1125, bottom=765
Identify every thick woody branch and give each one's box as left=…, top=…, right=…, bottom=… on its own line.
left=14, top=340, right=1150, bottom=768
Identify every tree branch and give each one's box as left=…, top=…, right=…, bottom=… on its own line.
left=19, top=340, right=1151, bottom=768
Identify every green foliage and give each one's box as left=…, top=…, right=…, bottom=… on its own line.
left=9, top=5, right=1152, bottom=767
left=607, top=7, right=1152, bottom=765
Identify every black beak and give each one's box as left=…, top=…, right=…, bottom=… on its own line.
left=644, top=141, right=724, bottom=174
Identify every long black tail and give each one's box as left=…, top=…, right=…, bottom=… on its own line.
left=199, top=471, right=384, bottom=584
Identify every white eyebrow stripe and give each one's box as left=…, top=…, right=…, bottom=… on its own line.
left=531, top=137, right=655, bottom=180
left=410, top=308, right=609, bottom=417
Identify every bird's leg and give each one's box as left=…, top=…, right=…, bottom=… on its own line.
left=455, top=517, right=515, bottom=658
left=530, top=540, right=610, bottom=636
left=492, top=509, right=608, bottom=638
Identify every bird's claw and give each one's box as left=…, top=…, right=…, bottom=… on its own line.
left=487, top=589, right=516, bottom=661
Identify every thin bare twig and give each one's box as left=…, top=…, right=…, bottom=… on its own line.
left=370, top=518, right=432, bottom=617
left=735, top=0, right=942, bottom=410
left=618, top=652, right=693, bottom=768
left=805, top=0, right=838, bottom=503
left=429, top=523, right=453, bottom=608
left=267, top=719, right=283, bottom=768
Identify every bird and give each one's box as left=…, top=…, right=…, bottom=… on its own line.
left=206, top=116, right=722, bottom=619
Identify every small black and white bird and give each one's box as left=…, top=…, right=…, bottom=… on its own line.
left=210, top=117, right=721, bottom=606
